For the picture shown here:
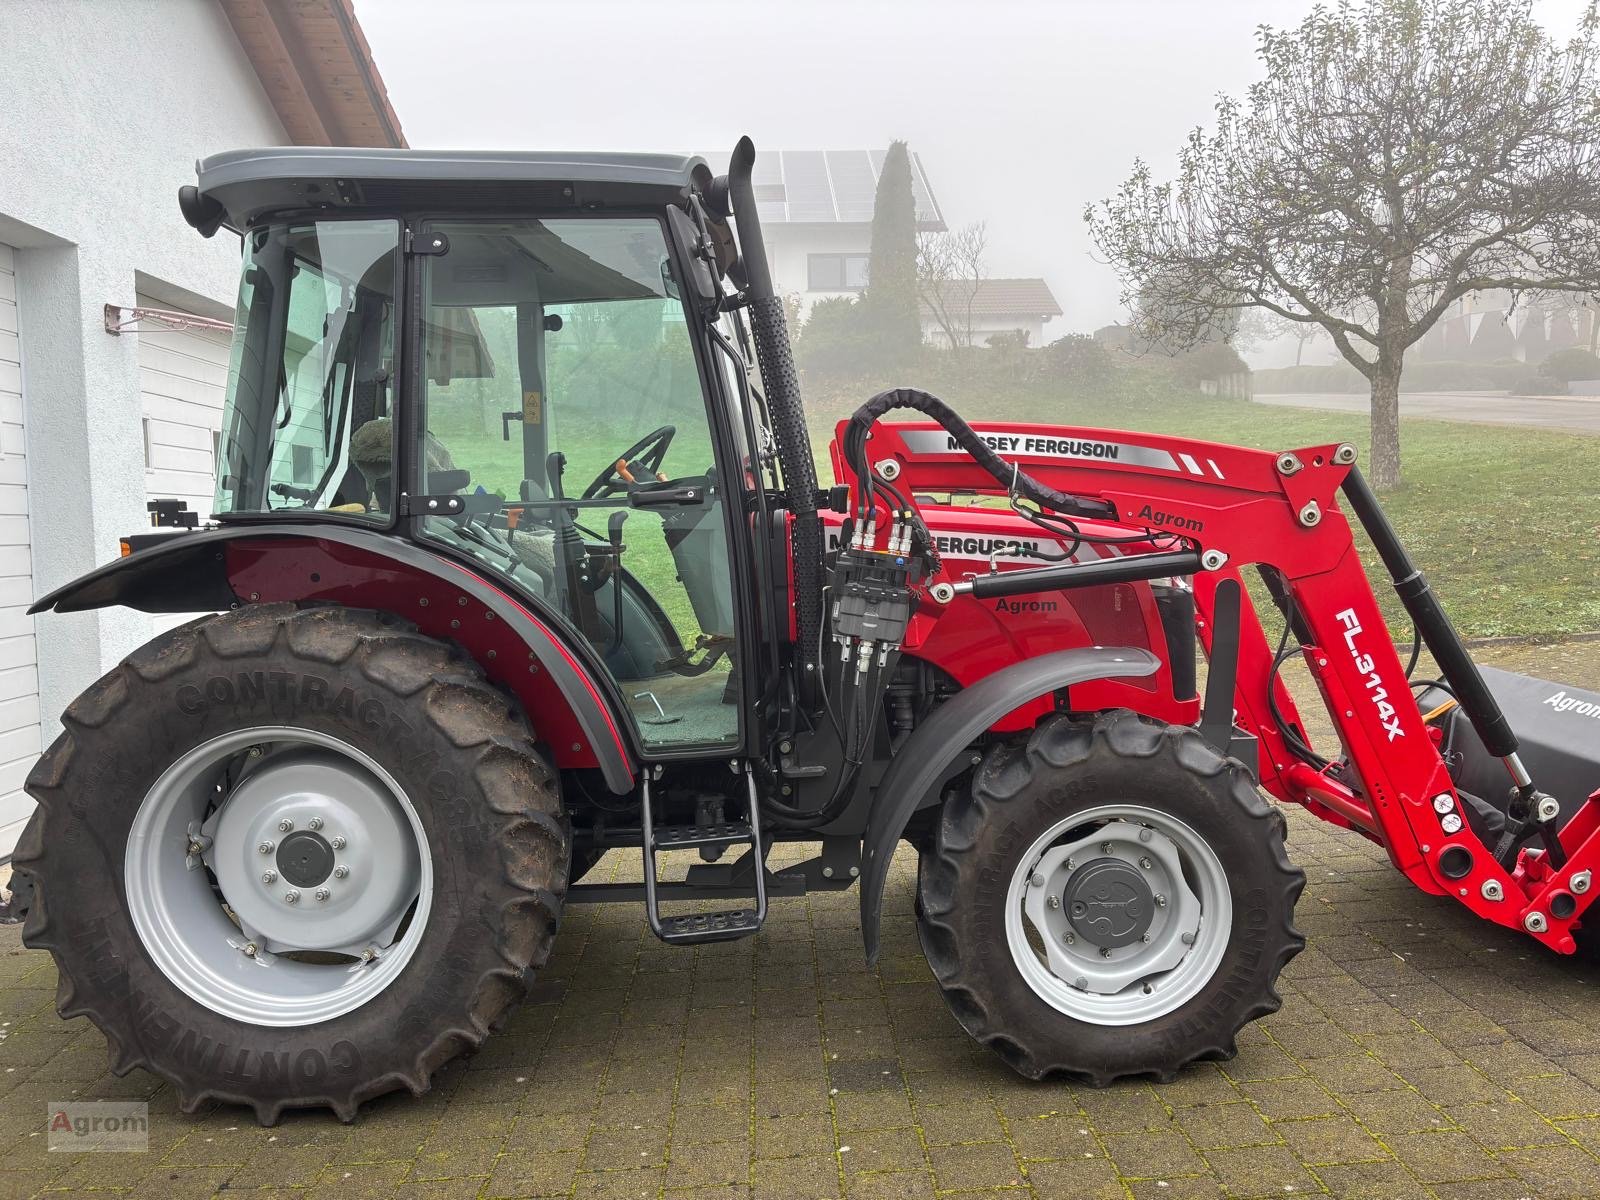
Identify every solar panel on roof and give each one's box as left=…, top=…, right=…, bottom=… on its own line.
left=827, top=151, right=876, bottom=222
left=782, top=151, right=835, bottom=221
left=695, top=149, right=943, bottom=227
left=909, top=154, right=942, bottom=226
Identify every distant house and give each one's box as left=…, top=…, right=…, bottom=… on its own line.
left=1414, top=289, right=1598, bottom=364
left=921, top=278, right=1063, bottom=348
left=711, top=150, right=946, bottom=314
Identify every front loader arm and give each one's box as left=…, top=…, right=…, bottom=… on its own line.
left=846, top=420, right=1597, bottom=954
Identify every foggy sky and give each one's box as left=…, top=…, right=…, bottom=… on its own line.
left=355, top=0, right=1593, bottom=347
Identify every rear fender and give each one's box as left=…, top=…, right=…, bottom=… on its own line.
left=858, top=646, right=1160, bottom=964
left=29, top=526, right=637, bottom=792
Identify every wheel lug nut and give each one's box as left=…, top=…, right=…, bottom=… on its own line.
left=1062, top=931, right=1075, bottom=944
left=1139, top=856, right=1153, bottom=870
left=334, top=865, right=350, bottom=879
left=243, top=942, right=258, bottom=957
left=1100, top=841, right=1112, bottom=854
left=315, top=888, right=330, bottom=902
left=1046, top=895, right=1060, bottom=909
left=1155, top=894, right=1168, bottom=908
left=258, top=841, right=274, bottom=854
left=331, top=836, right=347, bottom=850
left=1099, top=946, right=1113, bottom=958
left=278, top=818, right=294, bottom=832
left=261, top=870, right=277, bottom=884
left=284, top=890, right=301, bottom=904
left=1141, top=933, right=1152, bottom=943
left=308, top=817, right=323, bottom=831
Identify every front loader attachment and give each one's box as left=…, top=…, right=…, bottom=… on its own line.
left=837, top=409, right=1600, bottom=957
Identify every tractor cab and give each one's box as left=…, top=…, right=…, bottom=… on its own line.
left=193, top=148, right=767, bottom=753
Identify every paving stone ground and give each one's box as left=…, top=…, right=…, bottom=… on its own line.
left=3, top=640, right=1600, bottom=1199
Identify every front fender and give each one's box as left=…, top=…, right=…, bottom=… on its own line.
left=859, top=646, right=1160, bottom=964
left=30, top=525, right=637, bottom=793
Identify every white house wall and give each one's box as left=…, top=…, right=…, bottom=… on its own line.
left=766, top=223, right=877, bottom=317
left=0, top=0, right=286, bottom=852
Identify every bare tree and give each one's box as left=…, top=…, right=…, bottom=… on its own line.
left=1088, top=0, right=1600, bottom=487
left=917, top=221, right=989, bottom=349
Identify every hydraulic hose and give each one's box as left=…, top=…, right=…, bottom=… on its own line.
left=844, top=388, right=1114, bottom=521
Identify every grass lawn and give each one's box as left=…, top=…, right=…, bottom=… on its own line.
left=803, top=377, right=1600, bottom=641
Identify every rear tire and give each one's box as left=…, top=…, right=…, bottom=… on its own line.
left=917, top=710, right=1304, bottom=1085
left=12, top=604, right=568, bottom=1123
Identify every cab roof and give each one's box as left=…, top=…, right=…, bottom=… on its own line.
left=196, top=146, right=712, bottom=230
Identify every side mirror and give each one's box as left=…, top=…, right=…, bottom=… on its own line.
left=177, top=185, right=227, bottom=238
left=666, top=206, right=719, bottom=312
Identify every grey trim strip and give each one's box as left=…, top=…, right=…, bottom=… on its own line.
left=197, top=147, right=706, bottom=194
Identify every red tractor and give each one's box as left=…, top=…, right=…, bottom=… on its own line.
left=14, top=139, right=1600, bottom=1123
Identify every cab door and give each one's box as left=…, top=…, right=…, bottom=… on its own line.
left=412, top=215, right=746, bottom=753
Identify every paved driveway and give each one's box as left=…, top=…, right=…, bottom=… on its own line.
left=1255, top=391, right=1600, bottom=436
left=3, top=640, right=1600, bottom=1199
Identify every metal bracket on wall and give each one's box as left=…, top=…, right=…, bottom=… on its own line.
left=104, top=304, right=234, bottom=336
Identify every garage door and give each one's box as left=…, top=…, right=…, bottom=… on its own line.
left=0, top=244, right=40, bottom=856
left=137, top=294, right=232, bottom=637
left=138, top=292, right=232, bottom=521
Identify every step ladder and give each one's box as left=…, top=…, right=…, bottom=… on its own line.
left=640, top=771, right=768, bottom=944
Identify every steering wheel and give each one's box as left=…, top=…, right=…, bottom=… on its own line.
left=581, top=425, right=677, bottom=500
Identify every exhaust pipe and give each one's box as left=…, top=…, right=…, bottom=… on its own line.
left=724, top=137, right=824, bottom=685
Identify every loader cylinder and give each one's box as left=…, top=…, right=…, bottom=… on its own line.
left=953, top=550, right=1204, bottom=601
left=1339, top=467, right=1519, bottom=762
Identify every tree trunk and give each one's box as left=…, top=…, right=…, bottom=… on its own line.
left=1368, top=360, right=1403, bottom=489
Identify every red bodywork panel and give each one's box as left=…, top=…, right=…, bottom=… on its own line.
left=226, top=538, right=616, bottom=773
left=820, top=505, right=1199, bottom=732
left=827, top=418, right=1600, bottom=955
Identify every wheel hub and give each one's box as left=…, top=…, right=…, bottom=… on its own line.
left=276, top=831, right=334, bottom=887
left=1008, top=810, right=1230, bottom=1023
left=1064, top=857, right=1153, bottom=948
left=208, top=748, right=421, bottom=954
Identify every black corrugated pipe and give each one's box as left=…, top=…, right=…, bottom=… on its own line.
left=726, top=137, right=824, bottom=688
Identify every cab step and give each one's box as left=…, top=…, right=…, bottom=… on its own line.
left=641, top=772, right=767, bottom=945
left=656, top=909, right=762, bottom=943
left=650, top=821, right=753, bottom=851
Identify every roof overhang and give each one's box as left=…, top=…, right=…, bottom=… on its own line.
left=220, top=0, right=406, bottom=149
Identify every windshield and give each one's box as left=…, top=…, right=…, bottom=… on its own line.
left=213, top=219, right=401, bottom=519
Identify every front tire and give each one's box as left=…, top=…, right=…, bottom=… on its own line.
left=917, top=711, right=1304, bottom=1085
left=12, top=604, right=568, bottom=1122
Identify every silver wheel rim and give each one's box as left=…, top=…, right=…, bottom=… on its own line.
left=1005, top=803, right=1230, bottom=1026
left=125, top=727, right=432, bottom=1027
